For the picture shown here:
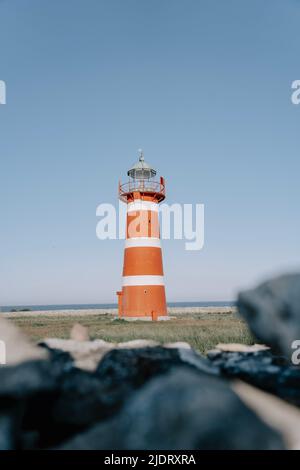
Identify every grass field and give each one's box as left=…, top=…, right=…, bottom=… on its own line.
left=8, top=311, right=255, bottom=354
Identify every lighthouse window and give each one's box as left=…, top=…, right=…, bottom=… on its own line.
left=144, top=290, right=147, bottom=294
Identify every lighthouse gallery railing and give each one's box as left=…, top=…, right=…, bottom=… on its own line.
left=119, top=178, right=165, bottom=202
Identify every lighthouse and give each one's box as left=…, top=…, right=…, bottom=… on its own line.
left=117, top=150, right=168, bottom=320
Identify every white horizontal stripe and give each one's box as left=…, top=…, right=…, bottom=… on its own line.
left=122, top=275, right=165, bottom=286
left=125, top=237, right=161, bottom=248
left=127, top=200, right=158, bottom=213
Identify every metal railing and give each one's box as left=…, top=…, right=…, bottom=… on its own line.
left=119, top=179, right=165, bottom=201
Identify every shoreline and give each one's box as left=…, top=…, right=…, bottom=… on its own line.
left=0, top=306, right=237, bottom=318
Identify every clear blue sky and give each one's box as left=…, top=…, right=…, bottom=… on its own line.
left=0, top=0, right=299, bottom=305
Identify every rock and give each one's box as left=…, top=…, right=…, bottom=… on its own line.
left=0, top=360, right=62, bottom=399
left=164, top=341, right=192, bottom=350
left=20, top=346, right=212, bottom=448
left=117, top=339, right=159, bottom=348
left=207, top=349, right=300, bottom=406
left=0, top=318, right=51, bottom=449
left=41, top=338, right=115, bottom=371
left=0, top=359, right=66, bottom=449
left=233, top=380, right=300, bottom=450
left=0, top=404, right=24, bottom=450
left=51, top=346, right=214, bottom=438
left=34, top=367, right=109, bottom=447
left=237, top=273, right=300, bottom=357
left=38, top=343, right=74, bottom=370
left=214, top=343, right=269, bottom=353
left=95, top=346, right=216, bottom=389
left=0, top=351, right=106, bottom=449
left=0, top=318, right=47, bottom=366
left=40, top=338, right=202, bottom=373
left=70, top=323, right=89, bottom=342
left=177, top=348, right=219, bottom=375
left=60, top=368, right=284, bottom=450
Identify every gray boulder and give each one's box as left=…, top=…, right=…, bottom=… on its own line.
left=238, top=273, right=300, bottom=357
left=60, top=367, right=284, bottom=450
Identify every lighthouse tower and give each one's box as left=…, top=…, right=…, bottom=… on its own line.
left=117, top=150, right=168, bottom=320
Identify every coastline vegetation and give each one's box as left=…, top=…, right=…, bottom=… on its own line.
left=7, top=311, right=255, bottom=355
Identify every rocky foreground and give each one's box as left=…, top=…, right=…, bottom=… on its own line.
left=0, top=273, right=300, bottom=450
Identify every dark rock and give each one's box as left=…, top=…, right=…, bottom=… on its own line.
left=91, top=346, right=218, bottom=419
left=0, top=401, right=24, bottom=450
left=38, top=343, right=74, bottom=370
left=0, top=350, right=80, bottom=449
left=177, top=348, right=220, bottom=376
left=0, top=341, right=290, bottom=450
left=46, top=346, right=198, bottom=432
left=95, top=345, right=217, bottom=386
left=207, top=349, right=300, bottom=406
left=25, top=367, right=105, bottom=448
left=0, top=360, right=63, bottom=449
left=60, top=368, right=284, bottom=450
left=0, top=360, right=61, bottom=399
left=20, top=346, right=215, bottom=448
left=238, top=273, right=300, bottom=357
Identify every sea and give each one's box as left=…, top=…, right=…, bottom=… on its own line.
left=0, top=301, right=235, bottom=313
left=0, top=300, right=235, bottom=313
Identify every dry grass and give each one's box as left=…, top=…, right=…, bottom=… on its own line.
left=8, top=311, right=255, bottom=355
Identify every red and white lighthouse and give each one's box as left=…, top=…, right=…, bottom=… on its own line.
left=117, top=151, right=168, bottom=320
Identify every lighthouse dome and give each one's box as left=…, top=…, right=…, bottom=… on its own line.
left=127, top=150, right=157, bottom=180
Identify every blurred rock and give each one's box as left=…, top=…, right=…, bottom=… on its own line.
left=0, top=318, right=47, bottom=366
left=214, top=343, right=269, bottom=353
left=177, top=348, right=219, bottom=375
left=41, top=338, right=115, bottom=371
left=42, top=346, right=214, bottom=445
left=164, top=341, right=192, bottom=350
left=19, top=346, right=213, bottom=448
left=117, top=339, right=159, bottom=348
left=70, top=323, right=89, bottom=342
left=233, top=380, right=300, bottom=450
left=207, top=349, right=300, bottom=406
left=0, top=404, right=24, bottom=450
left=60, top=368, right=284, bottom=450
left=0, top=359, right=67, bottom=449
left=41, top=338, right=200, bottom=372
left=238, top=273, right=300, bottom=356
left=0, top=318, right=50, bottom=449
left=94, top=346, right=215, bottom=388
